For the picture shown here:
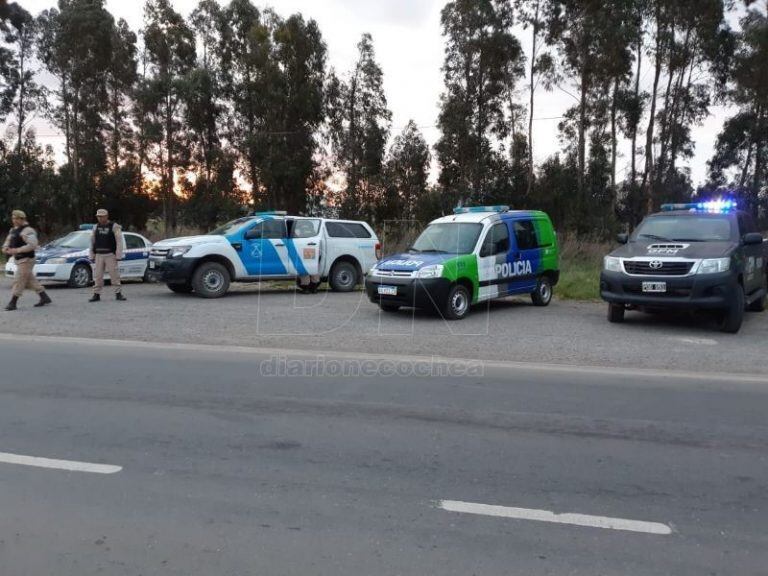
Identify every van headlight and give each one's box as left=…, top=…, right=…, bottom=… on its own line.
left=603, top=256, right=622, bottom=272
left=169, top=246, right=192, bottom=258
left=697, top=258, right=730, bottom=275
left=416, top=264, right=444, bottom=279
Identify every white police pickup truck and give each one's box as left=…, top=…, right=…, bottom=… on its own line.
left=147, top=213, right=381, bottom=298
left=4, top=226, right=152, bottom=288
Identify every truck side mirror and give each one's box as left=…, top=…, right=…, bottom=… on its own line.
left=617, top=233, right=629, bottom=245
left=742, top=232, right=764, bottom=246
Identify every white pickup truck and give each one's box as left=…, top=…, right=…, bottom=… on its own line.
left=147, top=213, right=381, bottom=298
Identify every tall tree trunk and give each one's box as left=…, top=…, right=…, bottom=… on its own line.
left=526, top=2, right=540, bottom=198
left=16, top=35, right=26, bottom=155
left=642, top=9, right=663, bottom=214
left=610, top=77, right=619, bottom=191
left=630, top=36, right=642, bottom=183
left=578, top=67, right=588, bottom=198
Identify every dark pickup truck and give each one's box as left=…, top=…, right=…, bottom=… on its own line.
left=601, top=202, right=767, bottom=333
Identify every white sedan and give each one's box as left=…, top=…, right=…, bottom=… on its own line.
left=4, top=229, right=153, bottom=288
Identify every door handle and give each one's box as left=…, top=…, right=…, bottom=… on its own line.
left=307, top=242, right=318, bottom=246
left=275, top=242, right=285, bottom=247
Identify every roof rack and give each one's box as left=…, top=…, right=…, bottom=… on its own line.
left=453, top=205, right=510, bottom=215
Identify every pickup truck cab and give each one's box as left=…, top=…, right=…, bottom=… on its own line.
left=601, top=200, right=767, bottom=333
left=365, top=206, right=560, bottom=320
left=147, top=212, right=381, bottom=298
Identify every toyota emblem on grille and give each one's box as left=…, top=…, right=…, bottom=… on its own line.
left=649, top=260, right=664, bottom=270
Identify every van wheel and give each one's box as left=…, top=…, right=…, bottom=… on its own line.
left=329, top=261, right=358, bottom=292
left=192, top=262, right=230, bottom=298
left=608, top=303, right=625, bottom=323
left=167, top=282, right=193, bottom=294
left=443, top=284, right=471, bottom=320
left=68, top=263, right=92, bottom=288
left=531, top=276, right=553, bottom=307
left=719, top=287, right=745, bottom=333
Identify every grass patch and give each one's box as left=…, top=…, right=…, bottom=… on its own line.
left=556, top=236, right=611, bottom=301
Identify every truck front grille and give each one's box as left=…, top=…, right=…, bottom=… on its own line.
left=623, top=260, right=694, bottom=276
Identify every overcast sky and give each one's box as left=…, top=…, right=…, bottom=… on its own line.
left=16, top=0, right=743, bottom=187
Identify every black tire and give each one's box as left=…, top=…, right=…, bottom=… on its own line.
left=191, top=262, right=230, bottom=299
left=329, top=261, right=359, bottom=292
left=443, top=284, right=471, bottom=320
left=607, top=303, right=625, bottom=323
left=531, top=276, right=553, bottom=307
left=167, top=282, right=194, bottom=294
left=719, top=286, right=745, bottom=333
left=68, top=263, right=92, bottom=288
left=379, top=304, right=400, bottom=313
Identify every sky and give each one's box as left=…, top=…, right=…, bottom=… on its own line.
left=15, top=0, right=746, bottom=188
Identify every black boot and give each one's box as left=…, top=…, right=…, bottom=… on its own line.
left=115, top=292, right=127, bottom=301
left=34, top=291, right=52, bottom=307
left=89, top=294, right=101, bottom=303
left=5, top=296, right=18, bottom=311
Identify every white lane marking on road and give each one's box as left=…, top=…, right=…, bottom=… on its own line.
left=673, top=337, right=718, bottom=346
left=0, top=452, right=122, bottom=475
left=438, top=500, right=672, bottom=535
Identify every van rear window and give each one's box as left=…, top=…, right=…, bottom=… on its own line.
left=325, top=222, right=372, bottom=238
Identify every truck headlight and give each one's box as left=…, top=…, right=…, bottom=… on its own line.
left=47, top=257, right=68, bottom=264
left=169, top=246, right=192, bottom=258
left=416, top=264, right=444, bottom=279
left=697, top=258, right=730, bottom=275
left=603, top=256, right=622, bottom=272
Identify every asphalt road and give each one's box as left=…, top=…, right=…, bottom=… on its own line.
left=1, top=278, right=767, bottom=376
left=0, top=336, right=766, bottom=576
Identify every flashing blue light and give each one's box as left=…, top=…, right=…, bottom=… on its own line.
left=661, top=199, right=738, bottom=213
left=79, top=223, right=96, bottom=230
left=453, top=205, right=510, bottom=214
left=249, top=210, right=288, bottom=217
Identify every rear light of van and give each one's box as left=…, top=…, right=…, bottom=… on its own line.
left=375, top=242, right=382, bottom=260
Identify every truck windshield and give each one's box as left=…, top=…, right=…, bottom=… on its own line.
left=208, top=217, right=255, bottom=236
left=634, top=215, right=734, bottom=242
left=411, top=223, right=483, bottom=255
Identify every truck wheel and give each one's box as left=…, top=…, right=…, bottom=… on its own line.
left=329, top=261, right=358, bottom=292
left=68, top=263, right=92, bottom=288
left=531, top=276, right=553, bottom=307
left=167, top=282, right=193, bottom=294
left=379, top=304, right=400, bottom=313
left=607, top=303, right=625, bottom=323
left=443, top=284, right=471, bottom=320
left=192, top=262, right=230, bottom=299
left=719, top=287, right=745, bottom=333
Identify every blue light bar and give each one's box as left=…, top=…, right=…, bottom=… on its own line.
left=249, top=211, right=288, bottom=216
left=79, top=223, right=96, bottom=230
left=453, top=205, right=510, bottom=214
left=661, top=199, right=738, bottom=213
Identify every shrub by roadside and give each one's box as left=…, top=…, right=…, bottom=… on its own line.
left=556, top=236, right=611, bottom=301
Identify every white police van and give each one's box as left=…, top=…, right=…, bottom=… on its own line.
left=4, top=226, right=152, bottom=288
left=148, top=212, right=381, bottom=298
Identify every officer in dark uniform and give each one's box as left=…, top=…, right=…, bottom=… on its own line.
left=89, top=208, right=126, bottom=302
left=2, top=210, right=52, bottom=311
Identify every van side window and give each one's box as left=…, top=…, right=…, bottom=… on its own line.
left=125, top=234, right=144, bottom=250
left=480, top=223, right=510, bottom=257
left=513, top=220, right=539, bottom=250
left=325, top=222, right=371, bottom=238
left=250, top=219, right=286, bottom=239
left=292, top=219, right=321, bottom=239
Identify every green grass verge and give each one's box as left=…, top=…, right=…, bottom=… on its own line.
left=556, top=257, right=603, bottom=301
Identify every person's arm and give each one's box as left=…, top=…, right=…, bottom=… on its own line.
left=89, top=225, right=96, bottom=260
left=114, top=224, right=124, bottom=260
left=2, top=230, right=11, bottom=253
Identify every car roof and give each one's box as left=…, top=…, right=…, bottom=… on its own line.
left=431, top=210, right=548, bottom=225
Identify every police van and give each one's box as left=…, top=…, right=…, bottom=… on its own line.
left=147, top=213, right=381, bottom=298
left=4, top=225, right=152, bottom=288
left=365, top=206, right=560, bottom=319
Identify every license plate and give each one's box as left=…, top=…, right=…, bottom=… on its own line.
left=642, top=282, right=667, bottom=293
left=377, top=285, right=398, bottom=296
left=149, top=261, right=156, bottom=269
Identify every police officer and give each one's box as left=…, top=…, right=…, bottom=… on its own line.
left=89, top=208, right=127, bottom=302
left=2, top=210, right=52, bottom=311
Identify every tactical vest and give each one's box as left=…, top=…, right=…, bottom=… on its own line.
left=8, top=225, right=34, bottom=261
left=94, top=222, right=118, bottom=254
